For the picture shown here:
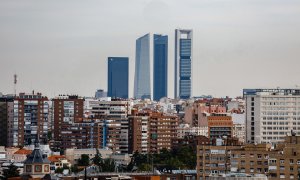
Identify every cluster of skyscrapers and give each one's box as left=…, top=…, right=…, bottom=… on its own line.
left=107, top=29, right=193, bottom=101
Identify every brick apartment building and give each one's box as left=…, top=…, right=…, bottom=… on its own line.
left=6, top=92, right=49, bottom=146
left=208, top=114, right=233, bottom=139
left=149, top=112, right=178, bottom=153
left=197, top=135, right=300, bottom=180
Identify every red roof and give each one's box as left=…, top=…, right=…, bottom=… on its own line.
left=48, top=155, right=66, bottom=162
left=14, top=149, right=32, bottom=155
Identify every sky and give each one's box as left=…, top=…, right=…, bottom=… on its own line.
left=0, top=0, right=300, bottom=98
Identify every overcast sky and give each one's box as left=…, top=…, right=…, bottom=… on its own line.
left=0, top=0, right=300, bottom=98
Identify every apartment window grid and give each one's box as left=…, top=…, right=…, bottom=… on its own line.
left=260, top=96, right=300, bottom=143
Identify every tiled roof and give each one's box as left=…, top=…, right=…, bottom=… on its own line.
left=14, top=149, right=32, bottom=155
left=48, top=155, right=66, bottom=162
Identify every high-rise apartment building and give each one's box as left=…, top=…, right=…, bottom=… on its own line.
left=153, top=34, right=168, bottom=101
left=174, top=29, right=192, bottom=99
left=52, top=95, right=84, bottom=142
left=128, top=114, right=149, bottom=154
left=8, top=92, right=49, bottom=146
left=149, top=112, right=178, bottom=153
left=85, top=99, right=131, bottom=154
left=107, top=57, right=129, bottom=99
left=134, top=34, right=151, bottom=99
left=0, top=96, right=14, bottom=146
left=244, top=89, right=300, bottom=144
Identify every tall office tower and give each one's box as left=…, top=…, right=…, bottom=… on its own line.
left=134, top=34, right=151, bottom=99
left=107, top=57, right=129, bottom=99
left=244, top=89, right=300, bottom=144
left=174, top=29, right=193, bottom=99
left=7, top=92, right=49, bottom=146
left=153, top=34, right=168, bottom=101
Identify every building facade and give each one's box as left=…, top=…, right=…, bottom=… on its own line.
left=52, top=95, right=84, bottom=142
left=0, top=96, right=13, bottom=146
left=207, top=114, right=233, bottom=139
left=230, top=136, right=300, bottom=179
left=244, top=89, right=300, bottom=144
left=128, top=114, right=149, bottom=154
left=7, top=93, right=49, bottom=147
left=196, top=138, right=241, bottom=179
left=107, top=57, right=129, bottom=99
left=174, top=29, right=192, bottom=99
left=134, top=34, right=151, bottom=99
left=153, top=34, right=168, bottom=101
left=149, top=112, right=178, bottom=153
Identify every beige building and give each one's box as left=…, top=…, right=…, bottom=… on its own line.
left=65, top=148, right=112, bottom=164
left=48, top=155, right=71, bottom=173
left=232, top=123, right=245, bottom=144
left=230, top=135, right=300, bottom=180
left=197, top=138, right=241, bottom=179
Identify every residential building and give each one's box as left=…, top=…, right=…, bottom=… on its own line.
left=233, top=123, right=246, bottom=144
left=52, top=95, right=84, bottom=142
left=174, top=29, right=192, bottom=99
left=230, top=135, right=300, bottom=179
left=48, top=155, right=71, bottom=173
left=0, top=96, right=13, bottom=146
left=134, top=34, right=151, bottom=99
left=176, top=123, right=208, bottom=138
left=107, top=57, right=129, bottom=99
left=128, top=113, right=149, bottom=154
left=196, top=137, right=241, bottom=179
left=244, top=89, right=300, bottom=144
left=153, top=34, right=168, bottom=101
left=12, top=148, right=32, bottom=162
left=149, top=112, right=178, bottom=153
left=208, top=114, right=233, bottom=139
left=86, top=99, right=131, bottom=153
left=65, top=148, right=113, bottom=164
left=8, top=92, right=49, bottom=146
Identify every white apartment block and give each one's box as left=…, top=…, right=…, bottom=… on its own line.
left=244, top=89, right=300, bottom=144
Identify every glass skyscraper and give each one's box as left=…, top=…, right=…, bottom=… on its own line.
left=134, top=34, right=151, bottom=99
left=174, top=29, right=192, bottom=99
left=107, top=57, right=129, bottom=99
left=153, top=34, right=168, bottom=101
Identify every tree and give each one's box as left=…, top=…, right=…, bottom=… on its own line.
left=70, top=165, right=79, bottom=173
left=1, top=163, right=20, bottom=180
left=101, top=158, right=116, bottom=172
left=138, top=163, right=152, bottom=171
left=127, top=151, right=148, bottom=172
left=77, top=154, right=90, bottom=166
left=55, top=167, right=64, bottom=174
left=93, top=149, right=103, bottom=171
left=47, top=131, right=52, bottom=140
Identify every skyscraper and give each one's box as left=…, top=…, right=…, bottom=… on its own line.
left=134, top=34, right=151, bottom=99
left=107, top=57, right=129, bottom=99
left=153, top=34, right=168, bottom=101
left=174, top=29, right=193, bottom=99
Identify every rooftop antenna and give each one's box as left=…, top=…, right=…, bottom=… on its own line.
left=14, top=74, right=17, bottom=97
